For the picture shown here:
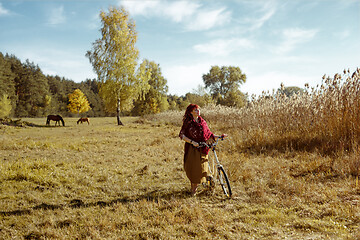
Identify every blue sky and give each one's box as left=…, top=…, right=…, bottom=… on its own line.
left=0, top=0, right=359, bottom=96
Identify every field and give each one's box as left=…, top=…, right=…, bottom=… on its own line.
left=0, top=111, right=359, bottom=239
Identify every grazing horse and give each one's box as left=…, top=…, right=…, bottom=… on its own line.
left=46, top=115, right=65, bottom=126
left=77, top=117, right=90, bottom=125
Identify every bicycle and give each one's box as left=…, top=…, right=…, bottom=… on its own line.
left=199, top=136, right=232, bottom=198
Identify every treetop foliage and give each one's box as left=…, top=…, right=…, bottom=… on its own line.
left=132, top=59, right=169, bottom=115
left=0, top=94, right=12, bottom=118
left=67, top=89, right=91, bottom=115
left=203, top=66, right=246, bottom=97
left=86, top=6, right=145, bottom=116
left=87, top=7, right=138, bottom=83
left=203, top=65, right=247, bottom=107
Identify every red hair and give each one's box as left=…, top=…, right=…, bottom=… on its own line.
left=183, top=104, right=199, bottom=123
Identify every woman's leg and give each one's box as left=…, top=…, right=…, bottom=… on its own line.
left=191, top=183, right=198, bottom=195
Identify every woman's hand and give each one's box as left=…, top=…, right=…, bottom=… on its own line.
left=220, top=134, right=228, bottom=139
left=191, top=141, right=199, bottom=147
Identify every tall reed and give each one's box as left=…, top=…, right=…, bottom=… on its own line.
left=232, top=68, right=360, bottom=155
left=148, top=68, right=360, bottom=161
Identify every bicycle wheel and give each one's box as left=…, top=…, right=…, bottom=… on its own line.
left=217, top=166, right=232, bottom=197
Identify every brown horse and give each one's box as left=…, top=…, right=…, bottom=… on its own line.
left=77, top=117, right=90, bottom=125
left=46, top=115, right=65, bottom=126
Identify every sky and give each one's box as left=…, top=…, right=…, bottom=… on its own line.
left=0, top=0, right=359, bottom=96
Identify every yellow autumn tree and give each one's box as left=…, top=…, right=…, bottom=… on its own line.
left=86, top=6, right=149, bottom=125
left=67, top=89, right=91, bottom=115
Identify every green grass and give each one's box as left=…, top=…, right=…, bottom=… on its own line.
left=0, top=117, right=359, bottom=239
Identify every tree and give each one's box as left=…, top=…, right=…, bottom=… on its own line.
left=183, top=93, right=212, bottom=108
left=0, top=94, right=12, bottom=118
left=0, top=53, right=16, bottom=116
left=167, top=95, right=182, bottom=111
left=277, top=86, right=304, bottom=97
left=218, top=89, right=247, bottom=107
left=202, top=66, right=246, bottom=105
left=67, top=89, right=91, bottom=115
left=79, top=79, right=106, bottom=117
left=132, top=60, right=168, bottom=115
left=86, top=6, right=148, bottom=125
left=13, top=60, right=51, bottom=117
left=47, top=75, right=67, bottom=115
left=186, top=84, right=214, bottom=107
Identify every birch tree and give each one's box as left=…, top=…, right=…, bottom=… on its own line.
left=86, top=6, right=148, bottom=125
left=132, top=59, right=168, bottom=115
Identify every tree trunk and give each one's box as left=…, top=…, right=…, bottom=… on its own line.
left=116, top=98, right=123, bottom=125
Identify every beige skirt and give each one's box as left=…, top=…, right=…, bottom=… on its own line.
left=184, top=145, right=209, bottom=184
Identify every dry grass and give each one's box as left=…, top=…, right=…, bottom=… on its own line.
left=0, top=117, right=358, bottom=239
left=1, top=69, right=360, bottom=239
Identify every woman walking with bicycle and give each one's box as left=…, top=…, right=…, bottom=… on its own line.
left=179, top=104, right=227, bottom=196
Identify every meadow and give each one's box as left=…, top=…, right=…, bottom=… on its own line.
left=1, top=69, right=360, bottom=239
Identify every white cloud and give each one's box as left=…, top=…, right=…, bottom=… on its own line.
left=47, top=5, right=66, bottom=25
left=163, top=63, right=211, bottom=96
left=120, top=0, right=199, bottom=22
left=250, top=6, right=276, bottom=30
left=274, top=28, right=318, bottom=54
left=119, top=0, right=230, bottom=31
left=336, top=29, right=350, bottom=40
left=0, top=3, right=10, bottom=16
left=241, top=1, right=277, bottom=31
left=162, top=1, right=199, bottom=23
left=194, top=38, right=254, bottom=57
left=120, top=1, right=162, bottom=16
left=185, top=7, right=231, bottom=31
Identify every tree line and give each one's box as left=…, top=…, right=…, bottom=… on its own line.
left=0, top=52, right=105, bottom=118
left=0, top=50, right=249, bottom=119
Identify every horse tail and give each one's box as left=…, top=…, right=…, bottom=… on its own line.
left=77, top=119, right=80, bottom=124
left=46, top=117, right=50, bottom=125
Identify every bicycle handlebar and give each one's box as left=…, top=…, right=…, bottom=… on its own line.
left=198, top=135, right=225, bottom=149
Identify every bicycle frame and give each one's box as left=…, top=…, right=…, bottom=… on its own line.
left=206, top=140, right=222, bottom=176
left=199, top=137, right=232, bottom=197
left=200, top=136, right=223, bottom=162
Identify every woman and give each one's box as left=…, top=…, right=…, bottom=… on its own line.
left=179, top=104, right=227, bottom=196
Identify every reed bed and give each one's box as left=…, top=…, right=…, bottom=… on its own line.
left=146, top=68, right=360, bottom=175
